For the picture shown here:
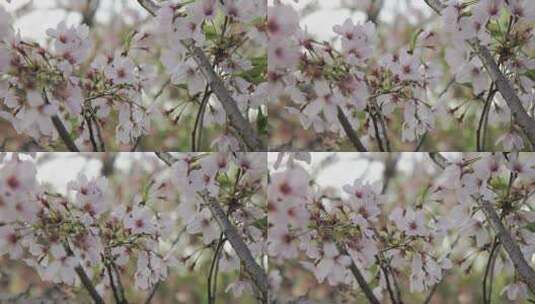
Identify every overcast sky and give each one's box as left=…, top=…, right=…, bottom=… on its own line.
left=1, top=0, right=148, bottom=43
left=2, top=0, right=435, bottom=43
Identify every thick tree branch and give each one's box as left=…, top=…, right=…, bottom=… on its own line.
left=137, top=0, right=266, bottom=151
left=428, top=153, right=535, bottom=293
left=74, top=264, right=105, bottom=304
left=51, top=116, right=80, bottom=152
left=337, top=107, right=368, bottom=152
left=154, top=152, right=269, bottom=302
left=366, top=0, right=384, bottom=24
left=423, top=0, right=535, bottom=148
left=337, top=245, right=381, bottom=304
left=43, top=90, right=80, bottom=152
left=81, top=0, right=100, bottom=27
left=64, top=241, right=105, bottom=304
left=154, top=151, right=177, bottom=166
left=201, top=193, right=268, bottom=302
left=479, top=200, right=535, bottom=293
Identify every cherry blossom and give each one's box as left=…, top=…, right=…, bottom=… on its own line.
left=269, top=152, right=535, bottom=302
left=0, top=152, right=267, bottom=302
left=270, top=0, right=535, bottom=151
left=0, top=0, right=266, bottom=151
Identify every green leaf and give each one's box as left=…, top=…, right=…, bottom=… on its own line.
left=234, top=55, right=267, bottom=85
left=409, top=29, right=424, bottom=53
left=203, top=23, right=218, bottom=41
left=256, top=108, right=268, bottom=136
left=525, top=69, right=535, bottom=81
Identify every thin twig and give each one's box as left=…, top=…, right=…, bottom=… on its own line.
left=201, top=193, right=268, bottom=301
left=380, top=263, right=398, bottom=304
left=207, top=233, right=225, bottom=304
left=154, top=152, right=177, bottom=166
left=106, top=264, right=121, bottom=304
left=112, top=263, right=127, bottom=304
left=93, top=116, right=106, bottom=152
left=482, top=237, right=500, bottom=304
left=81, top=0, right=100, bottom=27
left=477, top=84, right=496, bottom=151
left=144, top=281, right=159, bottom=304
left=85, top=116, right=99, bottom=152
left=192, top=85, right=211, bottom=152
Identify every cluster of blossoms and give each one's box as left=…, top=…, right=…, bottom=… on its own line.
left=268, top=0, right=535, bottom=151
left=0, top=152, right=267, bottom=300
left=154, top=0, right=267, bottom=151
left=440, top=0, right=535, bottom=150
left=0, top=8, right=153, bottom=148
left=268, top=152, right=535, bottom=302
left=0, top=0, right=267, bottom=151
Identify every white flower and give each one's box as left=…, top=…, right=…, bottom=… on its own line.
left=105, top=54, right=136, bottom=85
left=186, top=208, right=219, bottom=245
left=134, top=251, right=168, bottom=290
left=0, top=226, right=23, bottom=259
left=390, top=207, right=427, bottom=237
left=168, top=58, right=205, bottom=95
left=68, top=173, right=108, bottom=219
left=42, top=244, right=79, bottom=286
left=314, top=242, right=351, bottom=286
left=502, top=281, right=528, bottom=301
left=267, top=4, right=299, bottom=38
left=225, top=280, right=252, bottom=297
left=124, top=205, right=156, bottom=234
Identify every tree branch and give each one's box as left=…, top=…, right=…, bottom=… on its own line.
left=201, top=193, right=269, bottom=301
left=81, top=0, right=100, bottom=27
left=74, top=264, right=105, bottom=303
left=136, top=0, right=266, bottom=151
left=366, top=0, right=384, bottom=24
left=43, top=90, right=80, bottom=152
left=154, top=151, right=177, bottom=166
left=428, top=152, right=535, bottom=293
left=423, top=0, right=535, bottom=149
left=479, top=199, right=535, bottom=293
left=337, top=245, right=381, bottom=304
left=154, top=152, right=269, bottom=302
left=337, top=107, right=368, bottom=152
